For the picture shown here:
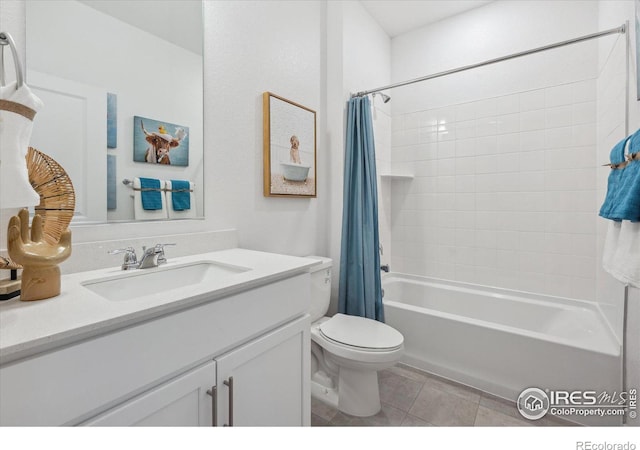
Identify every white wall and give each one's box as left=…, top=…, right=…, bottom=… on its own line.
left=204, top=0, right=324, bottom=256
left=326, top=0, right=391, bottom=314
left=1, top=0, right=326, bottom=271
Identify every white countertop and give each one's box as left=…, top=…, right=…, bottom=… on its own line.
left=0, top=248, right=318, bottom=364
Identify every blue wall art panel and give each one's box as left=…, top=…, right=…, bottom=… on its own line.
left=107, top=93, right=117, bottom=149
left=107, top=154, right=117, bottom=210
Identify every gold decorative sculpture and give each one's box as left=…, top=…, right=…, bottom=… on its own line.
left=5, top=148, right=75, bottom=301
left=7, top=210, right=72, bottom=301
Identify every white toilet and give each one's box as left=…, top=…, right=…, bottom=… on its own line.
left=306, top=256, right=404, bottom=417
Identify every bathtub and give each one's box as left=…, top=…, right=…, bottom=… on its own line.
left=280, top=162, right=310, bottom=181
left=382, top=273, right=622, bottom=425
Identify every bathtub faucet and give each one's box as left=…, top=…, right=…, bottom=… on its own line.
left=381, top=264, right=390, bottom=273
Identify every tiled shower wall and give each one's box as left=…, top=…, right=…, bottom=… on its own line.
left=389, top=79, right=601, bottom=300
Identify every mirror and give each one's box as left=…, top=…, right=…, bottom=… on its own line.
left=25, top=0, right=204, bottom=223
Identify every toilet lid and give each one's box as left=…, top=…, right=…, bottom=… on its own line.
left=319, top=313, right=404, bottom=350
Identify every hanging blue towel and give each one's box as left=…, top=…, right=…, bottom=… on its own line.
left=139, top=177, right=163, bottom=210
left=170, top=179, right=191, bottom=211
left=599, top=135, right=631, bottom=220
left=608, top=129, right=640, bottom=222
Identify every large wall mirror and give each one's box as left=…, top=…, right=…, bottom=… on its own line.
left=26, top=0, right=204, bottom=223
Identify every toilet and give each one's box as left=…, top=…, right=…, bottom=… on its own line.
left=306, top=256, right=404, bottom=417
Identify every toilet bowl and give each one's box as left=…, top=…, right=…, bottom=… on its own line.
left=306, top=256, right=404, bottom=417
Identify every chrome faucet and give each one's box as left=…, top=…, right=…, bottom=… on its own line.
left=381, top=264, right=390, bottom=273
left=109, top=243, right=175, bottom=270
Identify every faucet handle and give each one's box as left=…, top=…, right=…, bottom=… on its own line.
left=155, top=243, right=176, bottom=250
left=108, top=247, right=136, bottom=257
left=155, top=243, right=175, bottom=264
left=108, top=247, right=138, bottom=270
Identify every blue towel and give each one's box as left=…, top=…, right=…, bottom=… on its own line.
left=170, top=179, right=191, bottom=211
left=139, top=177, right=163, bottom=210
left=608, top=128, right=640, bottom=222
left=599, top=135, right=631, bottom=220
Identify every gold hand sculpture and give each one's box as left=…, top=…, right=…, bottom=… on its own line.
left=7, top=209, right=72, bottom=301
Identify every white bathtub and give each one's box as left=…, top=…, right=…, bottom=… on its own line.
left=382, top=273, right=622, bottom=425
left=280, top=162, right=310, bottom=181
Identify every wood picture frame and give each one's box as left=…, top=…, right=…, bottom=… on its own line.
left=263, top=92, right=317, bottom=197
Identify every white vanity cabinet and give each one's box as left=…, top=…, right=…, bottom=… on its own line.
left=82, top=315, right=310, bottom=427
left=0, top=271, right=311, bottom=426
left=214, top=314, right=309, bottom=426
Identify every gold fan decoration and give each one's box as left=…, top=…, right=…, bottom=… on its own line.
left=26, top=146, right=75, bottom=244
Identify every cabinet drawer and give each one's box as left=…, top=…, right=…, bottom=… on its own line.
left=82, top=361, right=216, bottom=426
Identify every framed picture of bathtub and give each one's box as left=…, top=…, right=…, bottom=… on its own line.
left=263, top=92, right=317, bottom=197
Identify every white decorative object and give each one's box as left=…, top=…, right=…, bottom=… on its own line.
left=0, top=31, right=43, bottom=208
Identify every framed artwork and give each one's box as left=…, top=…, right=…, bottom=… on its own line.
left=263, top=92, right=317, bottom=197
left=133, top=116, right=189, bottom=166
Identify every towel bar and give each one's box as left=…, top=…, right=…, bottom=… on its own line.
left=122, top=178, right=194, bottom=192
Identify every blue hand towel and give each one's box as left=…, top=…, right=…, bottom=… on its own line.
left=171, top=179, right=191, bottom=211
left=139, top=177, right=163, bottom=210
left=608, top=128, right=640, bottom=222
left=599, top=135, right=631, bottom=220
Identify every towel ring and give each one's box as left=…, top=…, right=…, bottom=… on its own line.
left=0, top=31, right=25, bottom=89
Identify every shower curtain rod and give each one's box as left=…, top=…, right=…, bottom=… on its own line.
left=352, top=24, right=626, bottom=98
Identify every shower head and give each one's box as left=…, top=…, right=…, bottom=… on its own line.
left=372, top=92, right=391, bottom=104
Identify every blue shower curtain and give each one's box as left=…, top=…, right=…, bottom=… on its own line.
left=338, top=96, right=384, bottom=322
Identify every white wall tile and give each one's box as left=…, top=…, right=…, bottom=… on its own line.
left=390, top=78, right=603, bottom=301
left=520, top=109, right=546, bottom=131
left=495, top=94, right=520, bottom=115
left=520, top=130, right=546, bottom=151
left=545, top=84, right=574, bottom=107
left=520, top=89, right=546, bottom=112
left=546, top=105, right=573, bottom=129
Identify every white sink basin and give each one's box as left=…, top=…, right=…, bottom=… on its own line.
left=81, top=261, right=250, bottom=301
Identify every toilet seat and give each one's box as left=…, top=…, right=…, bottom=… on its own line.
left=312, top=314, right=404, bottom=365
left=319, top=313, right=403, bottom=351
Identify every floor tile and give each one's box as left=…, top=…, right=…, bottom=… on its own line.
left=479, top=393, right=522, bottom=420
left=474, top=405, right=533, bottom=426
left=348, top=403, right=407, bottom=426
left=378, top=369, right=424, bottom=412
left=409, top=385, right=479, bottom=426
left=387, top=364, right=433, bottom=383
left=421, top=372, right=483, bottom=404
left=311, top=396, right=339, bottom=422
left=311, top=413, right=330, bottom=426
left=401, top=414, right=433, bottom=426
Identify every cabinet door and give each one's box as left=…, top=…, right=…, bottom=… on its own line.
left=215, top=315, right=310, bottom=426
left=82, top=360, right=216, bottom=426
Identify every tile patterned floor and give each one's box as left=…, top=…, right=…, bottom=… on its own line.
left=311, top=364, right=576, bottom=427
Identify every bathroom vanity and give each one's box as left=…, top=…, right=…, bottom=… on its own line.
left=0, top=249, right=315, bottom=426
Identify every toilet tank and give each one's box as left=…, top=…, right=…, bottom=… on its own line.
left=305, top=256, right=332, bottom=322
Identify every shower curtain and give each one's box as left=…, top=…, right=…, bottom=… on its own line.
left=338, top=96, right=384, bottom=322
